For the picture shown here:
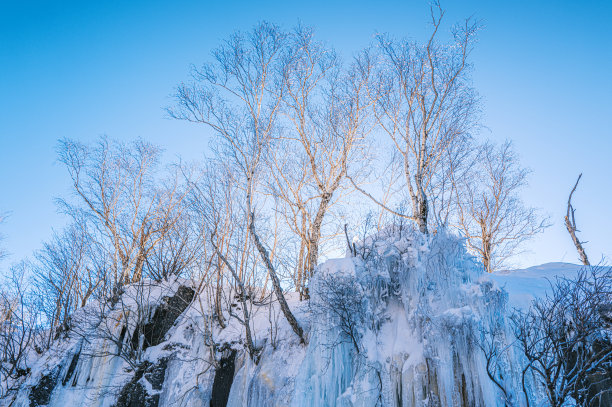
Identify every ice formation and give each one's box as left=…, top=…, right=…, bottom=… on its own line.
left=2, top=227, right=591, bottom=406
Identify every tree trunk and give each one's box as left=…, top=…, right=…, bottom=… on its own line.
left=409, top=169, right=429, bottom=235
left=244, top=171, right=306, bottom=343
left=212, top=244, right=257, bottom=359
left=296, top=237, right=306, bottom=300
left=215, top=264, right=226, bottom=329
left=304, top=192, right=332, bottom=299
left=482, top=239, right=492, bottom=273
left=565, top=213, right=590, bottom=266
left=416, top=195, right=429, bottom=234
left=249, top=213, right=306, bottom=344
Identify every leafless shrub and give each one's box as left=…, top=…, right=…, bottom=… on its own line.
left=142, top=206, right=206, bottom=282
left=310, top=271, right=365, bottom=354
left=512, top=266, right=612, bottom=407
left=0, top=263, right=42, bottom=398
left=475, top=324, right=514, bottom=406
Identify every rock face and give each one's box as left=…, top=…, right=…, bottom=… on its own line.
left=28, top=367, right=60, bottom=407
left=61, top=348, right=80, bottom=387
left=130, top=285, right=195, bottom=352
left=114, top=358, right=168, bottom=407
left=4, top=230, right=609, bottom=407
left=210, top=350, right=236, bottom=407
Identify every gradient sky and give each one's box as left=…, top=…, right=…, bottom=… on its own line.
left=1, top=0, right=611, bottom=269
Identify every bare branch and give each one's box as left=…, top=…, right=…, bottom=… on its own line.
left=565, top=173, right=590, bottom=266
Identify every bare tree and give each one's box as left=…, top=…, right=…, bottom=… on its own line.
left=310, top=271, right=365, bottom=354
left=512, top=266, right=612, bottom=407
left=361, top=3, right=480, bottom=234
left=212, top=239, right=259, bottom=359
left=428, top=135, right=476, bottom=228
left=186, top=162, right=268, bottom=345
left=199, top=164, right=260, bottom=358
left=33, top=220, right=100, bottom=347
left=268, top=26, right=373, bottom=297
left=170, top=22, right=305, bottom=343
left=0, top=262, right=41, bottom=399
left=453, top=141, right=548, bottom=272
left=57, top=137, right=189, bottom=289
left=565, top=174, right=590, bottom=266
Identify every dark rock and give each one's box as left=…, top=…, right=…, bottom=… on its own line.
left=144, top=358, right=168, bottom=391
left=210, top=350, right=237, bottom=407
left=114, top=358, right=169, bottom=407
left=117, top=325, right=128, bottom=355
left=29, top=367, right=61, bottom=407
left=62, top=348, right=81, bottom=386
left=131, top=285, right=195, bottom=352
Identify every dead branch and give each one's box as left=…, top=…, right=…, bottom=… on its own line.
left=565, top=174, right=590, bottom=266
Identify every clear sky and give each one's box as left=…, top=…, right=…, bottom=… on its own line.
left=1, top=0, right=611, bottom=269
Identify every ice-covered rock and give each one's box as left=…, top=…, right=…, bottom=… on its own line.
left=2, top=227, right=594, bottom=407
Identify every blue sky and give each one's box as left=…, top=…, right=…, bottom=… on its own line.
left=1, top=0, right=611, bottom=268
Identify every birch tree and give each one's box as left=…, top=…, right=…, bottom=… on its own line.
left=365, top=3, right=480, bottom=234
left=170, top=22, right=305, bottom=343
left=189, top=162, right=261, bottom=356
left=270, top=26, right=372, bottom=297
left=57, top=137, right=188, bottom=288
left=453, top=141, right=548, bottom=272
left=33, top=220, right=99, bottom=346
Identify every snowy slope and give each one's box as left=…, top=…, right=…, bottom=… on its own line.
left=2, top=230, right=598, bottom=407
left=489, top=262, right=585, bottom=310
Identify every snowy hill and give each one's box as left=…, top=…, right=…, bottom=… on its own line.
left=2, top=230, right=607, bottom=407
left=490, top=262, right=584, bottom=310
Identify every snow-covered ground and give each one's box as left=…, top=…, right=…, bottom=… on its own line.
left=2, top=230, right=600, bottom=407
left=489, top=262, right=584, bottom=310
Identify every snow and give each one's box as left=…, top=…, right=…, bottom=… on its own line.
left=489, top=262, right=585, bottom=310
left=3, top=228, right=600, bottom=407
